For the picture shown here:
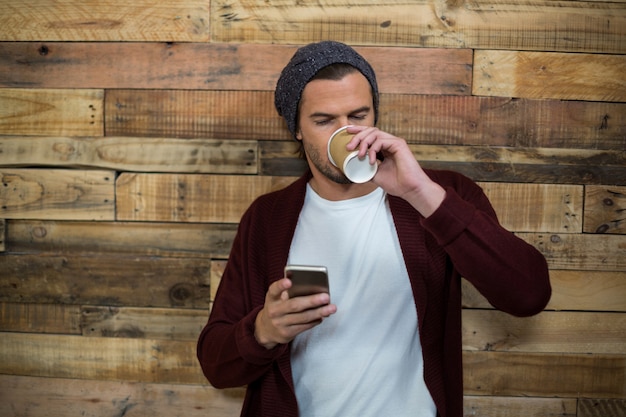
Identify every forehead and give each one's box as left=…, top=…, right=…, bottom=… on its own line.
left=299, top=72, right=373, bottom=114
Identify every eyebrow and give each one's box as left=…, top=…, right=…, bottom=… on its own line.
left=307, top=106, right=371, bottom=119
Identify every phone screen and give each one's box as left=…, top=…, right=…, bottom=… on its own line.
left=285, top=265, right=329, bottom=298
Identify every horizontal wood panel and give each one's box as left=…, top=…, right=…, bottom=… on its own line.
left=0, top=375, right=245, bottom=417
left=462, top=310, right=626, bottom=354
left=0, top=302, right=81, bottom=335
left=0, top=254, right=212, bottom=308
left=0, top=219, right=4, bottom=252
left=462, top=270, right=626, bottom=313
left=105, top=90, right=626, bottom=149
left=261, top=140, right=626, bottom=185
left=584, top=185, right=626, bottom=235
left=81, top=306, right=207, bottom=341
left=479, top=182, right=582, bottom=233
left=474, top=51, right=626, bottom=102
left=0, top=0, right=210, bottom=42
left=6, top=220, right=236, bottom=258
left=210, top=0, right=626, bottom=54
left=0, top=332, right=206, bottom=384
left=463, top=351, right=626, bottom=398
left=0, top=136, right=257, bottom=174
left=578, top=399, right=626, bottom=417
left=0, top=88, right=103, bottom=136
left=0, top=42, right=472, bottom=95
left=519, top=232, right=626, bottom=271
left=463, top=395, right=577, bottom=417
left=116, top=173, right=295, bottom=223
left=0, top=169, right=115, bottom=220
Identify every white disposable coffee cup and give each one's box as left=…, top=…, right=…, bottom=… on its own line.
left=327, top=126, right=377, bottom=183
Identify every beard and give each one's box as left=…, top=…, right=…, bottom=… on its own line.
left=303, top=139, right=351, bottom=185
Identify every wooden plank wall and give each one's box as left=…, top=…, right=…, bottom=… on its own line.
left=0, top=1, right=625, bottom=416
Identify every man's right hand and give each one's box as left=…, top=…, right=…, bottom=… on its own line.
left=254, top=278, right=337, bottom=349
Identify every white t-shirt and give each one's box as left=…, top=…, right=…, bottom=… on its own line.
left=288, top=185, right=436, bottom=417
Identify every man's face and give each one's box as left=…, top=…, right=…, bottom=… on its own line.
left=296, top=71, right=375, bottom=184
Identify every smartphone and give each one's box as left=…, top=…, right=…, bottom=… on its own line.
left=285, top=265, right=329, bottom=298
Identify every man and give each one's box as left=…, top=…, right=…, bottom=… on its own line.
left=197, top=41, right=551, bottom=417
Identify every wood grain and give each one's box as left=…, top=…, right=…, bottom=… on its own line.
left=0, top=169, right=115, bottom=220
left=584, top=185, right=626, bottom=235
left=0, top=254, right=212, bottom=308
left=0, top=42, right=472, bottom=95
left=105, top=90, right=626, bottom=149
left=0, top=302, right=81, bottom=335
left=462, top=270, right=626, bottom=313
left=210, top=0, right=626, bottom=54
left=6, top=220, right=236, bottom=258
left=463, top=396, right=577, bottom=417
left=0, top=375, right=245, bottom=417
left=0, top=136, right=257, bottom=174
left=474, top=51, right=626, bottom=102
left=0, top=88, right=103, bottom=136
left=0, top=0, right=210, bottom=42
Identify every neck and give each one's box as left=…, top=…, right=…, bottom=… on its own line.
left=308, top=172, right=378, bottom=201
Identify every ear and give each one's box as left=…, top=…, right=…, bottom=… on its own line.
left=295, top=129, right=303, bottom=141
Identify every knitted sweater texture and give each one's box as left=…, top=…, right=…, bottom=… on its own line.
left=197, top=170, right=551, bottom=417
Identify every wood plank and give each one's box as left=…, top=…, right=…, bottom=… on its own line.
left=6, top=220, right=236, bottom=258
left=473, top=51, right=626, bottom=102
left=0, top=42, right=472, bottom=95
left=463, top=395, right=577, bottom=417
left=479, top=182, right=582, bottom=233
left=462, top=310, right=626, bottom=354
left=463, top=351, right=626, bottom=398
left=584, top=185, right=626, bottom=235
left=518, top=232, right=626, bottom=271
left=0, top=219, right=4, bottom=252
left=0, top=88, right=103, bottom=136
left=0, top=0, right=209, bottom=42
left=0, top=169, right=114, bottom=221
left=0, top=302, right=81, bottom=335
left=116, top=173, right=295, bottom=223
left=462, top=270, right=626, bottom=313
left=81, top=306, right=207, bottom=341
left=210, top=0, right=626, bottom=54
left=0, top=375, right=245, bottom=417
left=106, top=90, right=626, bottom=149
left=0, top=332, right=206, bottom=384
left=0, top=136, right=258, bottom=174
left=0, top=254, right=212, bottom=308
left=578, top=399, right=626, bottom=417
left=261, top=140, right=626, bottom=185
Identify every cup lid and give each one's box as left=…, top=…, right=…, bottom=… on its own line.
left=343, top=151, right=377, bottom=183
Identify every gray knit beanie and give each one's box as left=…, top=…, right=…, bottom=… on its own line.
left=275, top=41, right=379, bottom=139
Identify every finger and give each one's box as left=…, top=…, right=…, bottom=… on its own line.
left=267, top=278, right=292, bottom=300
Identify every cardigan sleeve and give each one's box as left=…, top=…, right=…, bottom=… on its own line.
left=421, top=173, right=551, bottom=317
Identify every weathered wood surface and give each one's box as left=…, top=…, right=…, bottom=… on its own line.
left=115, top=173, right=585, bottom=232
left=462, top=310, right=626, bottom=354
left=463, top=351, right=626, bottom=398
left=474, top=51, right=626, bottom=102
left=463, top=396, right=577, bottom=417
left=116, top=173, right=295, bottom=223
left=0, top=169, right=115, bottom=220
left=578, top=399, right=626, bottom=417
left=261, top=140, right=626, bottom=185
left=462, top=270, right=626, bottom=313
left=81, top=306, right=207, bottom=341
left=0, top=219, right=4, bottom=252
left=0, top=42, right=472, bottom=94
left=584, top=185, right=626, bottom=235
left=2, top=332, right=623, bottom=398
left=0, top=0, right=210, bottom=42
left=0, top=302, right=81, bottom=335
left=210, top=0, right=626, bottom=54
left=0, top=88, right=103, bottom=136
left=0, top=333, right=207, bottom=383
left=0, top=136, right=258, bottom=174
left=106, top=90, right=626, bottom=149
left=6, top=220, right=236, bottom=258
left=520, top=232, right=626, bottom=271
left=0, top=375, right=245, bottom=417
left=0, top=254, right=212, bottom=308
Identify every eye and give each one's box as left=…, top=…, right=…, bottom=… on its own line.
left=314, top=119, right=331, bottom=126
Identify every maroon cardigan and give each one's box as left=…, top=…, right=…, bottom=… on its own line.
left=197, top=170, right=551, bottom=417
